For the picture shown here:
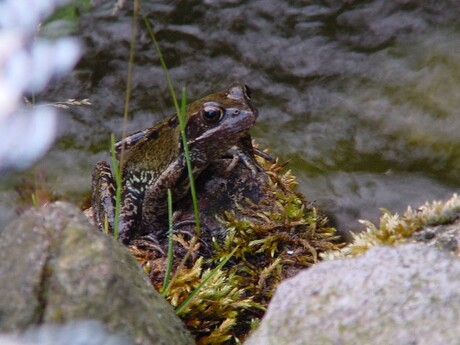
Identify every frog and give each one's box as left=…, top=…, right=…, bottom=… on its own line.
left=91, top=83, right=260, bottom=245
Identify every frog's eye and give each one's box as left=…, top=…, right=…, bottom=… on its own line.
left=201, top=103, right=224, bottom=123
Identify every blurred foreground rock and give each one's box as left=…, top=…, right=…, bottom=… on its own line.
left=0, top=320, right=129, bottom=345
left=245, top=244, right=460, bottom=345
left=0, top=202, right=194, bottom=345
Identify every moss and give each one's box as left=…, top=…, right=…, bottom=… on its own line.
left=325, top=193, right=460, bottom=260
left=130, top=151, right=342, bottom=344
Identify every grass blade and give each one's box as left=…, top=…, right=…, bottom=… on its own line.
left=178, top=87, right=201, bottom=236
left=140, top=8, right=201, bottom=235
left=140, top=6, right=206, bottom=297
left=110, top=133, right=122, bottom=239
left=140, top=8, right=180, bottom=116
left=162, top=188, right=175, bottom=295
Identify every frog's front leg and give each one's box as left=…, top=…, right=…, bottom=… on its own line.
left=91, top=161, right=116, bottom=233
left=225, top=135, right=275, bottom=175
left=140, top=158, right=195, bottom=241
left=224, top=137, right=261, bottom=176
left=226, top=145, right=267, bottom=175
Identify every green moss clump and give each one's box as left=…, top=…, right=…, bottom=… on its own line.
left=325, top=193, right=460, bottom=260
left=131, top=153, right=341, bottom=344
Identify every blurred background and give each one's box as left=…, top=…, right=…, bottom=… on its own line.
left=2, top=0, right=460, bottom=237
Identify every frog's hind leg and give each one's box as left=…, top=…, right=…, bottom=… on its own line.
left=91, top=161, right=116, bottom=234
left=118, top=183, right=147, bottom=244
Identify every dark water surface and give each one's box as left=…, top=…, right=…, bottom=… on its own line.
left=2, top=0, right=460, bottom=234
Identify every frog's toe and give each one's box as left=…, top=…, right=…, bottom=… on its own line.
left=253, top=147, right=275, bottom=163
left=131, top=234, right=165, bottom=255
left=225, top=148, right=262, bottom=176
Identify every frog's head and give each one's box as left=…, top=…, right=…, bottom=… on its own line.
left=183, top=83, right=258, bottom=155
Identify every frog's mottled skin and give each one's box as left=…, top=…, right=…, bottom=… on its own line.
left=91, top=84, right=258, bottom=244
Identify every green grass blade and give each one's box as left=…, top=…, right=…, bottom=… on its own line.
left=117, top=0, right=138, bottom=171
left=140, top=9, right=201, bottom=235
left=141, top=9, right=202, bottom=235
left=110, top=0, right=138, bottom=239
left=162, top=188, right=175, bottom=295
left=110, top=134, right=122, bottom=239
left=140, top=9, right=180, bottom=116
left=140, top=6, right=204, bottom=294
left=178, top=87, right=201, bottom=235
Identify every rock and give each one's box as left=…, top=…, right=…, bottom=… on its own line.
left=0, top=202, right=194, bottom=345
left=0, top=320, right=130, bottom=345
left=245, top=244, right=460, bottom=345
left=411, top=219, right=460, bottom=254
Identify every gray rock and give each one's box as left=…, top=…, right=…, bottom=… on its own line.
left=245, top=244, right=460, bottom=345
left=0, top=202, right=194, bottom=345
left=0, top=320, right=130, bottom=345
left=411, top=219, right=460, bottom=255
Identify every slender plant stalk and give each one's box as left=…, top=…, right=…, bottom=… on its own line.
left=166, top=89, right=203, bottom=288
left=140, top=8, right=205, bottom=293
left=122, top=0, right=139, bottom=132
left=31, top=193, right=39, bottom=207
left=110, top=134, right=122, bottom=238
left=162, top=188, right=175, bottom=295
left=111, top=0, right=139, bottom=238
left=178, top=88, right=201, bottom=235
left=141, top=10, right=180, bottom=116
left=175, top=246, right=239, bottom=315
left=119, top=0, right=139, bottom=163
left=140, top=6, right=201, bottom=235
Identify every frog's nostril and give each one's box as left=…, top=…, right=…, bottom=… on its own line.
left=232, top=110, right=240, bottom=116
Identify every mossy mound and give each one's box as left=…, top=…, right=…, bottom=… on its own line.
left=130, top=151, right=341, bottom=344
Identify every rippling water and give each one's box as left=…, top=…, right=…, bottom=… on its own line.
left=2, top=0, right=460, bottom=234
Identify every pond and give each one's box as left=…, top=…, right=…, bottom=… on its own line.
left=2, top=0, right=460, bottom=237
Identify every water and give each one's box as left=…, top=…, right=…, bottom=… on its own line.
left=2, top=0, right=460, bottom=235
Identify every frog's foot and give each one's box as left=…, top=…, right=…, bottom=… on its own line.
left=224, top=147, right=263, bottom=176
left=173, top=220, right=200, bottom=238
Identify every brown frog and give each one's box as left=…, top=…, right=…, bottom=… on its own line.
left=91, top=83, right=259, bottom=244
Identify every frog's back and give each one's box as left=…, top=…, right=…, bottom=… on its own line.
left=122, top=115, right=181, bottom=175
